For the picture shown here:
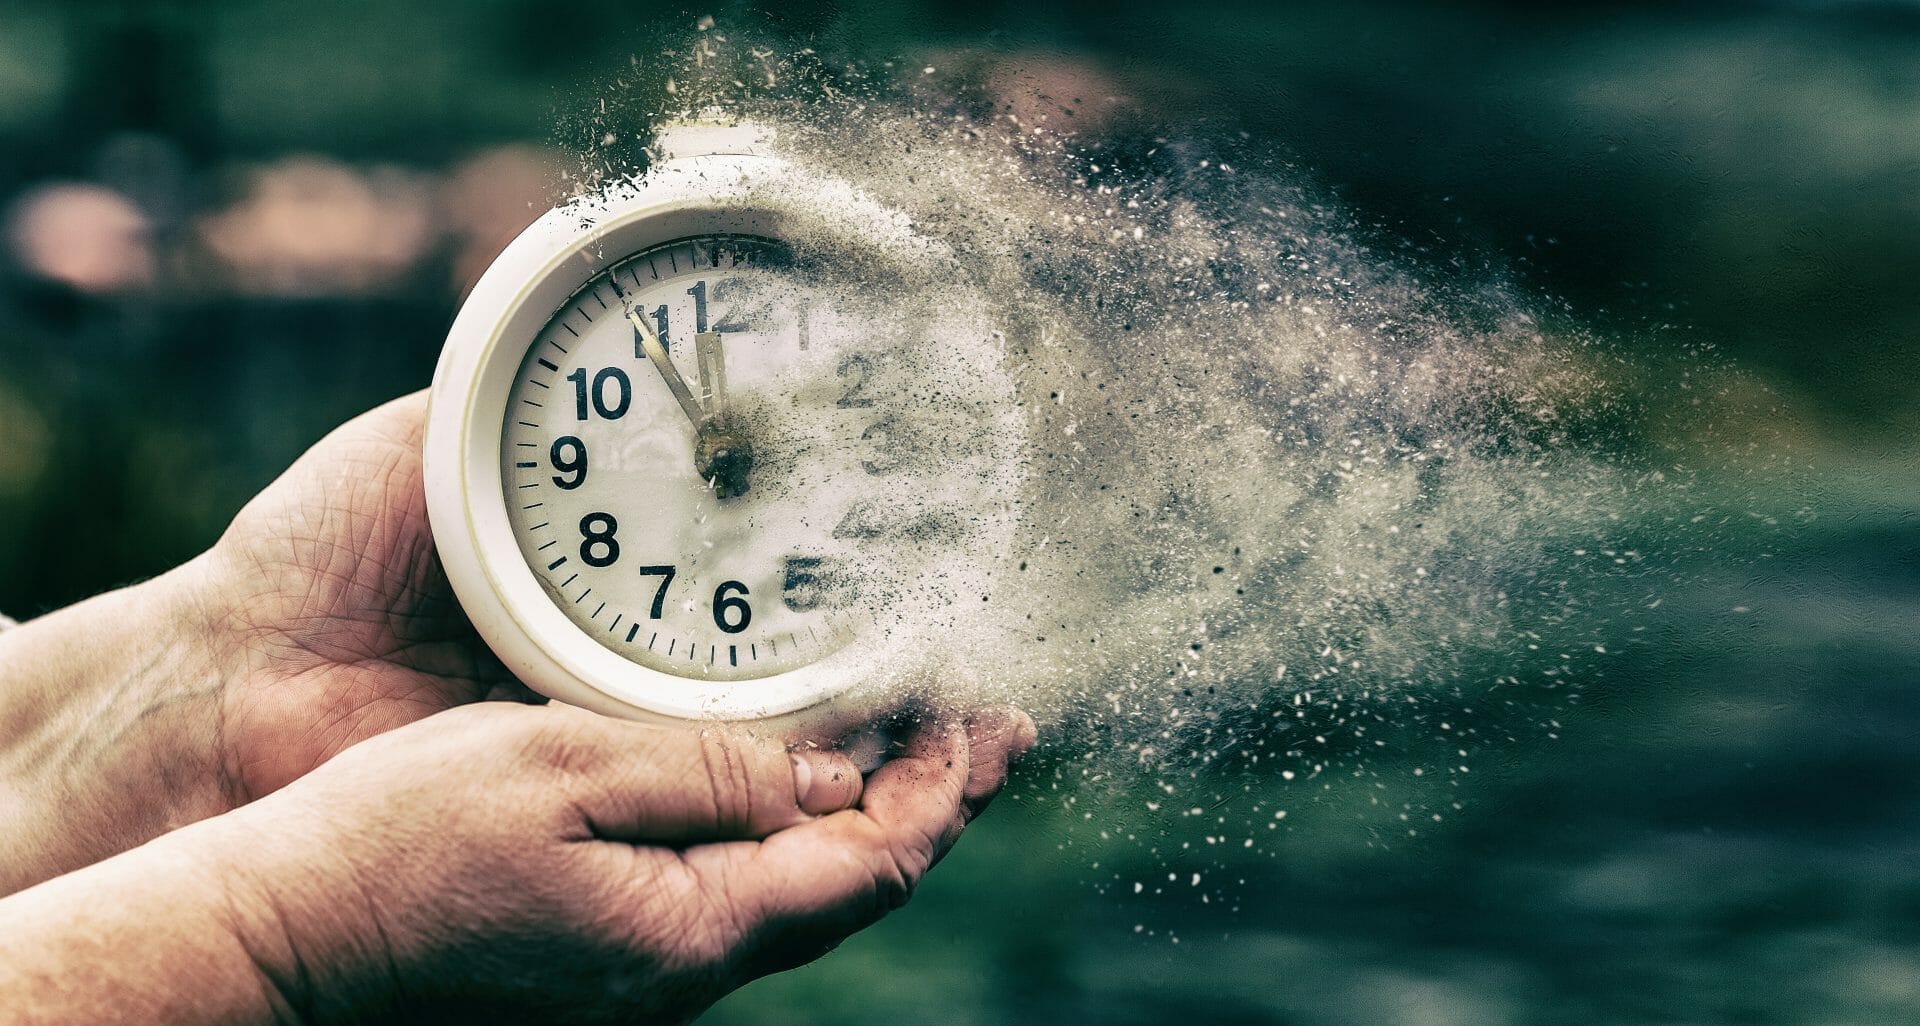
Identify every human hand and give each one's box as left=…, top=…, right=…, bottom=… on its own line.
left=183, top=390, right=524, bottom=802
left=190, top=700, right=1032, bottom=1024
left=0, top=392, right=516, bottom=891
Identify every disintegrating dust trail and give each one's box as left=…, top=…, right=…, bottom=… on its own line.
left=567, top=28, right=1773, bottom=885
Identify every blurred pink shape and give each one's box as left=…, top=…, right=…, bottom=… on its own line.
left=197, top=157, right=435, bottom=296
left=5, top=182, right=155, bottom=294
left=983, top=57, right=1131, bottom=133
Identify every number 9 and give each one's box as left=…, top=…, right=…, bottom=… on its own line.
left=550, top=435, right=588, bottom=489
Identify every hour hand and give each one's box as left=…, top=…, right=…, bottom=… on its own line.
left=695, top=330, right=729, bottom=417
left=691, top=330, right=753, bottom=497
left=612, top=284, right=753, bottom=497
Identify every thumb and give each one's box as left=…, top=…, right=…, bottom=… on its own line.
left=533, top=705, right=865, bottom=844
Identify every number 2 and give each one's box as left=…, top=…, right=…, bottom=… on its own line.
left=836, top=354, right=874, bottom=408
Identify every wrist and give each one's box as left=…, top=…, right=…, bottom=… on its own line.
left=0, top=559, right=233, bottom=892
left=0, top=814, right=299, bottom=1025
left=193, top=797, right=403, bottom=1025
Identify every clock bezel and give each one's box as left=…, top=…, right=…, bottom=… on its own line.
left=425, top=150, right=954, bottom=729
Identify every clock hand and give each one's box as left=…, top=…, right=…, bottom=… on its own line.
left=614, top=282, right=708, bottom=429
left=691, top=329, right=753, bottom=499
left=695, top=330, right=729, bottom=417
left=611, top=280, right=754, bottom=498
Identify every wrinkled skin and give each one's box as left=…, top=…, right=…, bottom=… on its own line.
left=189, top=391, right=527, bottom=804
left=212, top=702, right=1030, bottom=1025
left=0, top=389, right=1035, bottom=1023
left=174, top=392, right=1035, bottom=1024
left=178, top=394, right=1036, bottom=1023
left=0, top=392, right=533, bottom=893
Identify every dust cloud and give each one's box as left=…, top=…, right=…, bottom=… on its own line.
left=568, top=29, right=1765, bottom=861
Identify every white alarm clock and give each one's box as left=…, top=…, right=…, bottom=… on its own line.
left=423, top=118, right=1026, bottom=741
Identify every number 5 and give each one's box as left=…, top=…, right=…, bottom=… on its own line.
left=783, top=555, right=857, bottom=611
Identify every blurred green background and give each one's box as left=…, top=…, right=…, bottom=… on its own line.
left=2, top=1, right=1917, bottom=1023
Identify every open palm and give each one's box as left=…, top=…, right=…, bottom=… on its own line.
left=194, top=391, right=527, bottom=802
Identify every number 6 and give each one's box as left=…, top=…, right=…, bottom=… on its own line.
left=713, top=580, right=751, bottom=634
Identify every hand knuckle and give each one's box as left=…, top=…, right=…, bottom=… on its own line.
left=871, top=839, right=922, bottom=911
left=513, top=715, right=593, bottom=781
left=698, top=731, right=759, bottom=831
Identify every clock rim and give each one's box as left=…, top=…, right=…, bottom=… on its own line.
left=424, top=151, right=954, bottom=729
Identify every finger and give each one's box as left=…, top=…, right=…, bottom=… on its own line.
left=668, top=719, right=974, bottom=980
left=860, top=716, right=972, bottom=867
left=322, top=389, right=430, bottom=453
left=259, top=391, right=429, bottom=505
left=791, top=746, right=864, bottom=816
left=961, top=706, right=1037, bottom=814
left=725, top=719, right=973, bottom=926
left=531, top=705, right=863, bottom=843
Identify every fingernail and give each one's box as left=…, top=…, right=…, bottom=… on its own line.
left=791, top=749, right=864, bottom=815
left=790, top=752, right=814, bottom=807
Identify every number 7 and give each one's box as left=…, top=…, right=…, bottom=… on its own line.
left=638, top=565, right=676, bottom=619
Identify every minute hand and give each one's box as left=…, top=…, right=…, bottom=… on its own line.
left=622, top=303, right=708, bottom=428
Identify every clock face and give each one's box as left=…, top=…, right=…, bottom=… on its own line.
left=496, top=233, right=1022, bottom=686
